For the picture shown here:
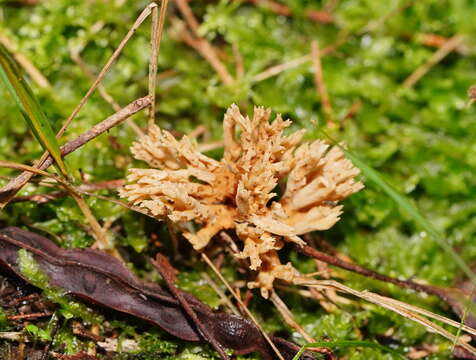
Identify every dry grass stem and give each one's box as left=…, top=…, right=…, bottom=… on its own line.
left=242, top=0, right=334, bottom=24
left=403, top=35, right=463, bottom=88
left=201, top=272, right=240, bottom=315
left=253, top=1, right=415, bottom=84
left=201, top=253, right=286, bottom=360
left=270, top=290, right=315, bottom=343
left=148, top=0, right=169, bottom=128
left=174, top=0, right=234, bottom=85
left=71, top=52, right=144, bottom=137
left=175, top=0, right=201, bottom=34
left=311, top=40, right=335, bottom=128
left=299, top=279, right=476, bottom=356
left=232, top=43, right=245, bottom=79
left=358, top=0, right=414, bottom=34
left=252, top=37, right=347, bottom=83
left=0, top=3, right=157, bottom=206
left=0, top=32, right=51, bottom=89
left=176, top=21, right=234, bottom=86
left=0, top=96, right=151, bottom=204
left=0, top=161, right=115, bottom=256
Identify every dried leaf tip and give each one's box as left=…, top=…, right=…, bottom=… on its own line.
left=120, top=104, right=364, bottom=297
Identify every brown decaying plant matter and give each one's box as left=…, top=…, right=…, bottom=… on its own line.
left=120, top=104, right=363, bottom=297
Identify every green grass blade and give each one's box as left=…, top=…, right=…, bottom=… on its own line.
left=343, top=149, right=476, bottom=286
left=291, top=340, right=405, bottom=360
left=0, top=43, right=67, bottom=177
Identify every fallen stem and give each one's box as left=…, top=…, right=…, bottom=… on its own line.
left=402, top=35, right=463, bottom=88
left=148, top=0, right=169, bottom=128
left=0, top=161, right=113, bottom=255
left=0, top=3, right=157, bottom=205
left=151, top=255, right=230, bottom=360
left=201, top=253, right=285, bottom=360
left=0, top=96, right=151, bottom=202
left=296, top=244, right=445, bottom=297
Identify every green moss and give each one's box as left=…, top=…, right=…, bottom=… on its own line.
left=2, top=0, right=476, bottom=358
left=0, top=307, right=8, bottom=331
left=17, top=249, right=101, bottom=324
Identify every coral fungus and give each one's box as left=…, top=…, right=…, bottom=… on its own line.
left=120, top=105, right=363, bottom=297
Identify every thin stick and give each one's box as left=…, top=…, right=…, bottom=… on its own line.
left=296, top=244, right=445, bottom=298
left=0, top=32, right=50, bottom=89
left=201, top=272, right=240, bottom=316
left=8, top=312, right=53, bottom=320
left=253, top=0, right=412, bottom=84
left=358, top=0, right=414, bottom=34
left=270, top=290, right=315, bottom=343
left=175, top=0, right=200, bottom=35
left=311, top=40, right=335, bottom=127
left=0, top=96, right=151, bottom=201
left=201, top=253, right=285, bottom=360
left=402, top=35, right=463, bottom=88
left=0, top=161, right=113, bottom=255
left=253, top=54, right=311, bottom=82
left=301, top=279, right=476, bottom=356
left=174, top=1, right=234, bottom=86
left=241, top=0, right=334, bottom=24
left=148, top=0, right=169, bottom=128
left=60, top=3, right=157, bottom=137
left=0, top=3, right=157, bottom=206
left=71, top=52, right=144, bottom=137
left=232, top=44, right=245, bottom=80
left=151, top=255, right=230, bottom=360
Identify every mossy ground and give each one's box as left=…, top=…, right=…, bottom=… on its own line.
left=1, top=0, right=476, bottom=358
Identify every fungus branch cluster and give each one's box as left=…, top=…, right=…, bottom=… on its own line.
left=120, top=105, right=363, bottom=297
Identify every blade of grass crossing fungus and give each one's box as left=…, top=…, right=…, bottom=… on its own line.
left=291, top=340, right=405, bottom=360
left=0, top=43, right=68, bottom=177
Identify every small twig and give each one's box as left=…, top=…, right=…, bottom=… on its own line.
left=253, top=54, right=311, bottom=83
left=0, top=3, right=157, bottom=206
left=0, top=96, right=151, bottom=201
left=0, top=32, right=50, bottom=89
left=8, top=312, right=53, bottom=320
left=358, top=0, right=414, bottom=34
left=10, top=180, right=126, bottom=204
left=300, top=279, right=476, bottom=357
left=201, top=272, right=240, bottom=316
left=270, top=290, right=315, bottom=343
left=403, top=35, right=463, bottom=88
left=151, top=254, right=230, bottom=360
left=232, top=44, right=245, bottom=80
left=252, top=36, right=346, bottom=83
left=295, top=244, right=447, bottom=298
left=10, top=191, right=65, bottom=204
left=148, top=0, right=169, bottom=128
left=311, top=40, right=335, bottom=128
left=175, top=0, right=201, bottom=34
left=70, top=52, right=144, bottom=137
left=241, top=0, right=334, bottom=24
left=416, top=33, right=467, bottom=54
left=201, top=253, right=285, bottom=360
left=72, top=322, right=104, bottom=342
left=174, top=1, right=234, bottom=86
left=0, top=161, right=113, bottom=255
